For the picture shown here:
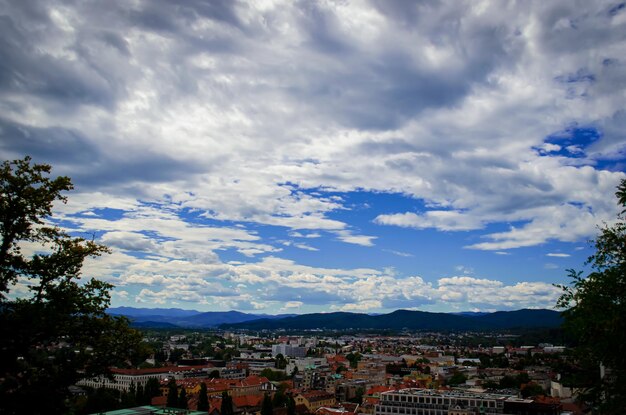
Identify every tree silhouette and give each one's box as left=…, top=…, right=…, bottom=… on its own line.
left=557, top=178, right=626, bottom=413
left=0, top=157, right=143, bottom=414
left=198, top=382, right=209, bottom=411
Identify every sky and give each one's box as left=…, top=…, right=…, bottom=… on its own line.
left=1, top=0, right=626, bottom=314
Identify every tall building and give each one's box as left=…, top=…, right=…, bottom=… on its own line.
left=272, top=343, right=307, bottom=358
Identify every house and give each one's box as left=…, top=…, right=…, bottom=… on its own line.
left=295, top=391, right=337, bottom=412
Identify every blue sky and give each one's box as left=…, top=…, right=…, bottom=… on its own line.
left=1, top=0, right=625, bottom=313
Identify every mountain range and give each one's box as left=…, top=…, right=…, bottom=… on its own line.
left=107, top=307, right=297, bottom=328
left=107, top=307, right=562, bottom=331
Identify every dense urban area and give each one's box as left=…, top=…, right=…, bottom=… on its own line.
left=73, top=326, right=584, bottom=415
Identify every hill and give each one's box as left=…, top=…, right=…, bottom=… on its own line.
left=106, top=307, right=296, bottom=328
left=220, top=309, right=562, bottom=331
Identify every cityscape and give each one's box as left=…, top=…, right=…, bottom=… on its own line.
left=1, top=1, right=625, bottom=414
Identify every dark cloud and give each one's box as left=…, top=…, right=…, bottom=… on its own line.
left=0, top=117, right=100, bottom=166
left=0, top=117, right=207, bottom=190
left=0, top=14, right=117, bottom=110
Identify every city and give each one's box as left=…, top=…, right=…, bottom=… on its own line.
left=73, top=326, right=580, bottom=414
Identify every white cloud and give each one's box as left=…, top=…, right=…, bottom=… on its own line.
left=335, top=231, right=377, bottom=247
left=547, top=253, right=571, bottom=257
left=2, top=0, right=625, bottom=311
left=282, top=301, right=303, bottom=310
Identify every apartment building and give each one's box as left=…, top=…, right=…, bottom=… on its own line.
left=375, top=388, right=508, bottom=415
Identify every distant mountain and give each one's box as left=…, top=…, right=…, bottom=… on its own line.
left=108, top=307, right=201, bottom=318
left=106, top=307, right=296, bottom=328
left=220, top=309, right=562, bottom=331
left=451, top=312, right=489, bottom=317
left=130, top=321, right=181, bottom=329
left=108, top=307, right=562, bottom=331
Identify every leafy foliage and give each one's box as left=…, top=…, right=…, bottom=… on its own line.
left=166, top=379, right=179, bottom=408
left=261, top=393, right=273, bottom=415
left=0, top=157, right=144, bottom=414
left=556, top=179, right=626, bottom=413
left=221, top=390, right=234, bottom=415
left=198, top=382, right=209, bottom=411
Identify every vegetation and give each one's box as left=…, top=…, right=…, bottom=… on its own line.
left=557, top=179, right=626, bottom=413
left=447, top=371, right=468, bottom=386
left=198, top=382, right=209, bottom=411
left=260, top=367, right=290, bottom=381
left=221, top=390, right=234, bottom=415
left=178, top=387, right=188, bottom=409
left=166, top=378, right=179, bottom=408
left=0, top=157, right=144, bottom=414
left=261, top=393, right=273, bottom=415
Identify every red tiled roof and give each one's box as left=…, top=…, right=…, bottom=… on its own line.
left=232, top=394, right=263, bottom=408
left=365, top=385, right=395, bottom=396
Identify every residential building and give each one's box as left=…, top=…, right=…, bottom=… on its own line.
left=375, top=388, right=509, bottom=415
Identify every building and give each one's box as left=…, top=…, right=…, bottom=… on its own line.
left=232, top=357, right=276, bottom=374
left=78, top=365, right=212, bottom=392
left=375, top=388, right=509, bottom=415
left=273, top=343, right=307, bottom=358
left=294, top=391, right=337, bottom=411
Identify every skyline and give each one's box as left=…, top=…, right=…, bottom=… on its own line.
left=1, top=0, right=625, bottom=314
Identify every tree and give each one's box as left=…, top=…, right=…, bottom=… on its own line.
left=521, top=382, right=545, bottom=398
left=144, top=377, right=161, bottom=405
left=0, top=157, right=144, bottom=414
left=198, top=382, right=209, bottom=411
left=556, top=178, right=626, bottom=414
left=166, top=379, right=179, bottom=408
left=178, top=387, right=188, bottom=410
left=287, top=396, right=296, bottom=415
left=135, top=383, right=145, bottom=406
left=221, top=390, right=234, bottom=415
left=275, top=353, right=287, bottom=369
left=261, top=393, right=273, bottom=415
left=272, top=387, right=288, bottom=408
left=209, top=369, right=221, bottom=378
left=346, top=352, right=362, bottom=368
left=447, top=371, right=468, bottom=386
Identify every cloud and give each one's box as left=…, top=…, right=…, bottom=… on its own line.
left=383, top=249, right=414, bottom=258
left=335, top=231, right=377, bottom=247
left=2, top=0, right=625, bottom=311
left=375, top=211, right=484, bottom=231
left=282, top=301, right=303, bottom=310
left=436, top=276, right=562, bottom=309
left=547, top=253, right=571, bottom=257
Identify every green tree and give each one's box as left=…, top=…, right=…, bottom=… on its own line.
left=447, top=371, right=468, bottom=386
left=521, top=382, right=545, bottom=398
left=556, top=179, right=626, bottom=413
left=135, top=383, right=145, bottom=406
left=287, top=396, right=296, bottom=415
left=275, top=353, right=287, bottom=369
left=166, top=379, right=179, bottom=408
left=346, top=352, right=362, bottom=368
left=272, top=388, right=288, bottom=408
left=221, top=390, right=234, bottom=415
left=198, top=382, right=209, bottom=411
left=121, top=382, right=137, bottom=408
left=261, top=393, right=273, bottom=415
left=0, top=157, right=144, bottom=415
left=178, top=387, right=188, bottom=410
left=144, top=377, right=161, bottom=405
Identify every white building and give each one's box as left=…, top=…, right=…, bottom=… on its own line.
left=272, top=343, right=307, bottom=358
left=78, top=365, right=210, bottom=392
left=375, top=388, right=509, bottom=415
